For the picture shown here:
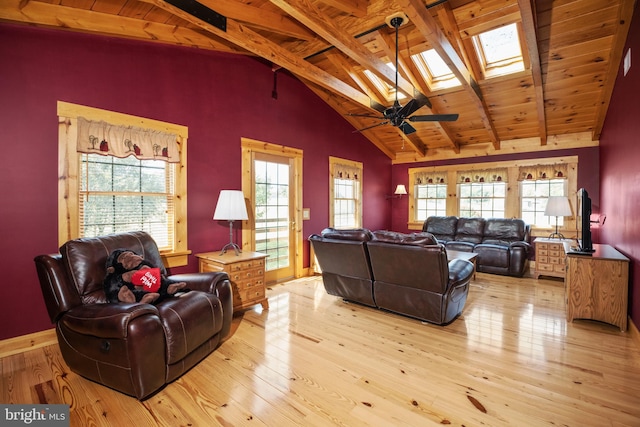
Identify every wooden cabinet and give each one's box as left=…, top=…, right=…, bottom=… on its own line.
left=196, top=251, right=269, bottom=312
left=565, top=244, right=629, bottom=331
left=534, top=237, right=572, bottom=279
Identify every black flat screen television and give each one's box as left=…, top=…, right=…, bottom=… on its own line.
left=575, top=188, right=595, bottom=253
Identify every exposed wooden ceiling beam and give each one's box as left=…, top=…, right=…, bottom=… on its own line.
left=269, top=0, right=417, bottom=99
left=304, top=81, right=397, bottom=159
left=197, top=0, right=316, bottom=41
left=325, top=52, right=386, bottom=107
left=150, top=0, right=377, bottom=113
left=0, top=0, right=244, bottom=55
left=319, top=0, right=367, bottom=18
left=518, top=0, right=547, bottom=145
left=398, top=0, right=500, bottom=150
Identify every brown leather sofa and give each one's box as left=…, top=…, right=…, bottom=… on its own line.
left=309, top=228, right=474, bottom=325
left=422, top=216, right=531, bottom=277
left=34, top=231, right=233, bottom=400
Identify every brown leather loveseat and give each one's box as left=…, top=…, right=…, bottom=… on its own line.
left=34, top=231, right=233, bottom=399
left=423, top=216, right=531, bottom=277
left=309, top=228, right=474, bottom=325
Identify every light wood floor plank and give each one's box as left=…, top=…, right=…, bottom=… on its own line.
left=1, top=273, right=640, bottom=426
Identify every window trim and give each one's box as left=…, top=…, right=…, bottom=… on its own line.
left=470, top=22, right=526, bottom=79
left=57, top=101, right=190, bottom=267
left=407, top=156, right=578, bottom=237
left=329, top=156, right=363, bottom=229
left=415, top=182, right=448, bottom=221
left=520, top=178, right=569, bottom=228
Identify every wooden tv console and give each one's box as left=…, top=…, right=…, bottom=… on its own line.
left=564, top=243, right=629, bottom=331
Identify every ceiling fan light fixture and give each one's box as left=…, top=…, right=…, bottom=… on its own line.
left=384, top=12, right=409, bottom=29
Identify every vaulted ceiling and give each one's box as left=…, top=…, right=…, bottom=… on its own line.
left=1, top=0, right=634, bottom=162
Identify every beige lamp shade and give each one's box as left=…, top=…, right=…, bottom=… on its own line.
left=213, top=190, right=248, bottom=221
left=394, top=184, right=407, bottom=195
left=544, top=196, right=572, bottom=239
left=544, top=196, right=572, bottom=217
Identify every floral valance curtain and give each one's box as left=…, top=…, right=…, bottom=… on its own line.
left=414, top=171, right=447, bottom=185
left=76, top=117, right=180, bottom=163
left=518, top=164, right=567, bottom=180
left=457, top=168, right=507, bottom=183
left=333, top=163, right=361, bottom=181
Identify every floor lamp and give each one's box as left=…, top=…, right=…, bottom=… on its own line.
left=544, top=196, right=572, bottom=239
left=213, top=190, right=248, bottom=256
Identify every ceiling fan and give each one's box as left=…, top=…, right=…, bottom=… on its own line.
left=348, top=14, right=459, bottom=135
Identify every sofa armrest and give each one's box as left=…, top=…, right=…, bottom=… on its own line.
left=60, top=303, right=159, bottom=339
left=448, top=259, right=474, bottom=287
left=509, top=241, right=531, bottom=253
left=169, top=272, right=230, bottom=293
left=169, top=272, right=233, bottom=340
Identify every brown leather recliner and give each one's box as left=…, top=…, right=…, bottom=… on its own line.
left=34, top=231, right=233, bottom=400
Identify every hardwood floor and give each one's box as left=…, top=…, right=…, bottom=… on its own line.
left=2, top=273, right=640, bottom=426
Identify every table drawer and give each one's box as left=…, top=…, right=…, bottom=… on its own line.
left=233, top=287, right=266, bottom=306
left=228, top=258, right=266, bottom=272
left=537, top=263, right=554, bottom=272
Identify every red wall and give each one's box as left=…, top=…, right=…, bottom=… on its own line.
left=599, top=5, right=640, bottom=330
left=0, top=24, right=391, bottom=340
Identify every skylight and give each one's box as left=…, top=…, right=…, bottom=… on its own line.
left=473, top=23, right=524, bottom=78
left=363, top=62, right=406, bottom=102
left=411, top=49, right=460, bottom=91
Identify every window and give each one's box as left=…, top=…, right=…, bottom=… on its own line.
left=521, top=179, right=567, bottom=227
left=415, top=183, right=447, bottom=221
left=407, top=157, right=578, bottom=234
left=80, top=154, right=175, bottom=249
left=472, top=23, right=524, bottom=78
left=329, top=157, right=362, bottom=229
left=458, top=182, right=506, bottom=218
left=411, top=49, right=461, bottom=91
left=58, top=101, right=189, bottom=267
left=363, top=62, right=406, bottom=103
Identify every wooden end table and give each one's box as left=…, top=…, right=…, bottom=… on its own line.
left=196, top=251, right=269, bottom=312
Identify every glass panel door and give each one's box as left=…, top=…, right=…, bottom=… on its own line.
left=253, top=153, right=294, bottom=282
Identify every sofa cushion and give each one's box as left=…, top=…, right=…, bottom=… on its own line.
left=422, top=216, right=458, bottom=242
left=454, top=218, right=485, bottom=244
left=372, top=230, right=438, bottom=247
left=482, top=218, right=527, bottom=245
left=474, top=244, right=510, bottom=268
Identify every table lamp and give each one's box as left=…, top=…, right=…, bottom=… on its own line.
left=544, top=196, right=572, bottom=239
left=213, top=190, right=248, bottom=255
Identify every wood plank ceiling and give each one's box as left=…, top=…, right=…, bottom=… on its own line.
left=1, top=0, right=635, bottom=162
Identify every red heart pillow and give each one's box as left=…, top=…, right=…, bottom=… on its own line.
left=131, top=268, right=161, bottom=292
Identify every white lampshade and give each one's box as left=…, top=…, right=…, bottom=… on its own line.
left=544, top=196, right=572, bottom=217
left=394, top=184, right=407, bottom=195
left=213, top=190, right=248, bottom=221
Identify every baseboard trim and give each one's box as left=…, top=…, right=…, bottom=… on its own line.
left=0, top=328, right=57, bottom=359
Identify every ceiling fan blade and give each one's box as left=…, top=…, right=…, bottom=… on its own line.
left=397, top=98, right=422, bottom=119
left=398, top=121, right=416, bottom=135
left=408, top=113, right=459, bottom=122
left=353, top=121, right=390, bottom=133
left=370, top=100, right=386, bottom=113
left=346, top=113, right=385, bottom=119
